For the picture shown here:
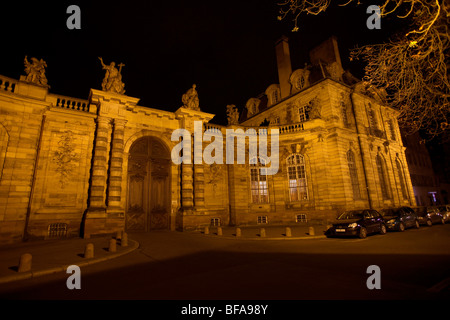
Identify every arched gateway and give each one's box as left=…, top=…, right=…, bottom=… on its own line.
left=126, top=136, right=171, bottom=232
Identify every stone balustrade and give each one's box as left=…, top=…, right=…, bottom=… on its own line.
left=0, top=75, right=18, bottom=93
left=46, top=94, right=90, bottom=112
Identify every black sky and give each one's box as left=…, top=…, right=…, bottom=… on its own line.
left=0, top=0, right=400, bottom=125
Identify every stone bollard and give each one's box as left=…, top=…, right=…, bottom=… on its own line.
left=84, top=243, right=94, bottom=258
left=285, top=227, right=292, bottom=237
left=109, top=238, right=117, bottom=253
left=115, top=230, right=122, bottom=240
left=235, top=227, right=241, bottom=237
left=18, top=253, right=32, bottom=273
left=121, top=232, right=128, bottom=247
left=204, top=226, right=209, bottom=235
left=309, top=226, right=315, bottom=236
left=217, top=226, right=223, bottom=236
left=260, top=228, right=266, bottom=238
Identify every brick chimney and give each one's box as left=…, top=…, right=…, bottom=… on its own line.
left=275, top=36, right=293, bottom=99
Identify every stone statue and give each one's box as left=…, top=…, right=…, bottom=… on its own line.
left=182, top=84, right=200, bottom=111
left=24, top=56, right=49, bottom=87
left=226, top=104, right=239, bottom=125
left=98, top=57, right=126, bottom=94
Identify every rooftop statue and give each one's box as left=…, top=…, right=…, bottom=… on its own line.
left=24, top=56, right=49, bottom=87
left=226, top=104, right=239, bottom=125
left=98, top=57, right=126, bottom=94
left=182, top=84, right=200, bottom=111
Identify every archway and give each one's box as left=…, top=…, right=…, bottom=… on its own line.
left=126, top=136, right=171, bottom=232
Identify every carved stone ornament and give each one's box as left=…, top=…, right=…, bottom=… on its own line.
left=245, top=98, right=261, bottom=117
left=182, top=84, right=200, bottom=111
left=23, top=56, right=49, bottom=87
left=98, top=57, right=126, bottom=94
left=52, top=131, right=78, bottom=188
left=226, top=104, right=239, bottom=125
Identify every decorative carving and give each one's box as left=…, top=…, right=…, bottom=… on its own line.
left=24, top=56, right=49, bottom=87
left=226, top=104, right=240, bottom=125
left=325, top=61, right=344, bottom=81
left=52, top=131, right=78, bottom=188
left=309, top=97, right=322, bottom=120
left=98, top=57, right=126, bottom=94
left=182, top=84, right=200, bottom=111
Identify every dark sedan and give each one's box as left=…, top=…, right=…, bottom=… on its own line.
left=380, top=206, right=419, bottom=231
left=326, top=209, right=387, bottom=239
left=413, top=206, right=445, bottom=226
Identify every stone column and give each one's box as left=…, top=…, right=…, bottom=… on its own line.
left=194, top=164, right=205, bottom=209
left=88, top=116, right=111, bottom=209
left=181, top=162, right=194, bottom=212
left=107, top=118, right=127, bottom=213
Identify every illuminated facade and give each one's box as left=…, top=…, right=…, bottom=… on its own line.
left=0, top=37, right=415, bottom=243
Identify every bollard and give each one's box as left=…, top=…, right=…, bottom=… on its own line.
left=217, top=226, right=223, bottom=236
left=260, top=228, right=266, bottom=238
left=285, top=227, right=292, bottom=237
left=18, top=253, right=32, bottom=273
left=204, top=226, right=209, bottom=235
left=235, top=227, right=241, bottom=237
left=309, top=226, right=315, bottom=236
left=84, top=243, right=94, bottom=258
left=109, top=238, right=117, bottom=253
left=121, top=232, right=128, bottom=247
left=115, top=230, right=122, bottom=240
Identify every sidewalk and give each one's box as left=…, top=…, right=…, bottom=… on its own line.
left=0, top=235, right=139, bottom=284
left=0, top=224, right=327, bottom=285
left=192, top=224, right=328, bottom=240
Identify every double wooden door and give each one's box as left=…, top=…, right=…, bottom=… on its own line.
left=126, top=137, right=170, bottom=232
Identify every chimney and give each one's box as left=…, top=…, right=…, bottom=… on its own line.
left=275, top=36, right=293, bottom=99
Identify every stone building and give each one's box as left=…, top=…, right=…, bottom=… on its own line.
left=0, top=37, right=415, bottom=244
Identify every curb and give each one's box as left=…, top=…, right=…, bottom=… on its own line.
left=199, top=233, right=327, bottom=241
left=0, top=239, right=139, bottom=285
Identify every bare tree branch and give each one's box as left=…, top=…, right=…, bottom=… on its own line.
left=278, top=0, right=450, bottom=140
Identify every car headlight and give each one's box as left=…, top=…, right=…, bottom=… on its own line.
left=348, top=223, right=358, bottom=228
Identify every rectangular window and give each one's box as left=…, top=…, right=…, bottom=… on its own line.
left=257, top=216, right=268, bottom=224
left=210, top=218, right=221, bottom=226
left=251, top=167, right=269, bottom=203
left=296, top=214, right=308, bottom=223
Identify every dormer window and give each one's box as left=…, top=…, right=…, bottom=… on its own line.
left=265, top=84, right=281, bottom=107
left=289, top=68, right=310, bottom=93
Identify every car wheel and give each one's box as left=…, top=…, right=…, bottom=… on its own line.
left=414, top=220, right=420, bottom=229
left=380, top=224, right=387, bottom=235
left=398, top=223, right=405, bottom=232
left=359, top=227, right=367, bottom=239
left=426, top=219, right=432, bottom=227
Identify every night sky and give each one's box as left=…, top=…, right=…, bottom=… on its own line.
left=0, top=0, right=400, bottom=125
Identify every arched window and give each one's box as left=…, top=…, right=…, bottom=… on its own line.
left=376, top=155, right=391, bottom=199
left=347, top=150, right=361, bottom=199
left=286, top=154, right=308, bottom=201
left=250, top=157, right=269, bottom=203
left=396, top=159, right=408, bottom=200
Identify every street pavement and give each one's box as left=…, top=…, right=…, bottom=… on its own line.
left=0, top=223, right=449, bottom=303
left=0, top=225, right=325, bottom=284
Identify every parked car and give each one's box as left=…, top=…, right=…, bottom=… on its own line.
left=326, top=209, right=386, bottom=239
left=380, top=206, right=419, bottom=231
left=438, top=205, right=450, bottom=223
left=413, top=206, right=445, bottom=226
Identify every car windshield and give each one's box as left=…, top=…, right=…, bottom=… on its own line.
left=337, top=210, right=364, bottom=220
left=381, top=208, right=400, bottom=217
